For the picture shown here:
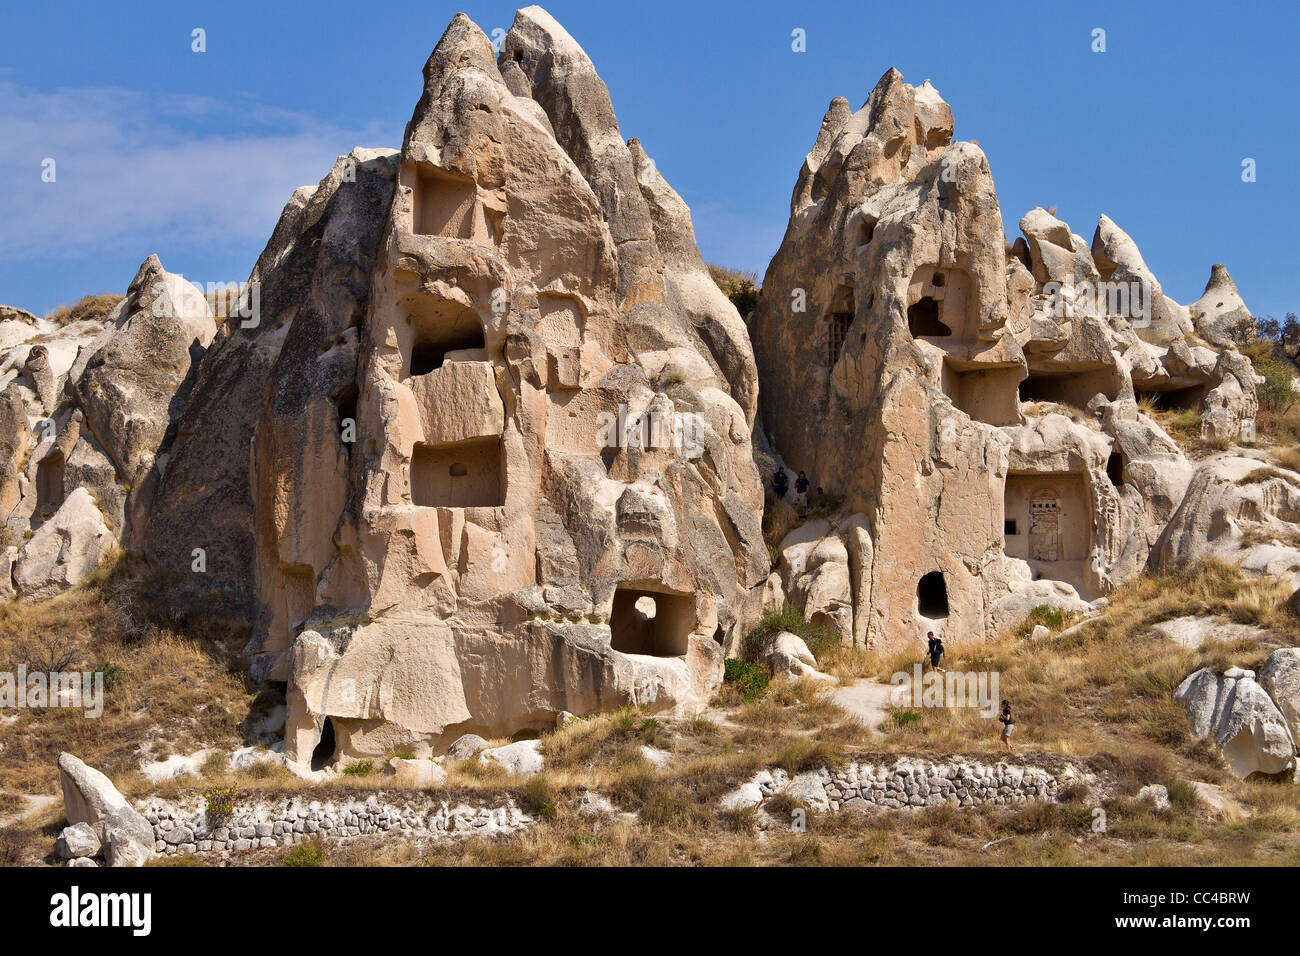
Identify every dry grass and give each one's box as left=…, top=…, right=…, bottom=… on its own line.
left=46, top=293, right=121, bottom=326
left=8, top=553, right=1300, bottom=867
left=0, top=552, right=253, bottom=796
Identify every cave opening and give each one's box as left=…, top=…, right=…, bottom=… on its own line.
left=908, top=297, right=951, bottom=337
left=917, top=571, right=950, bottom=619
left=310, top=717, right=337, bottom=772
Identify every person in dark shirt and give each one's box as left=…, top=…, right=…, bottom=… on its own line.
left=793, top=471, right=811, bottom=517
left=772, top=467, right=789, bottom=499
left=999, top=699, right=1015, bottom=751
left=926, top=631, right=945, bottom=674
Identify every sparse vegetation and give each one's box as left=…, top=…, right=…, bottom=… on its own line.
left=0, top=551, right=253, bottom=796
left=204, top=785, right=238, bottom=819
left=723, top=658, right=769, bottom=702
left=707, top=264, right=760, bottom=318
left=46, top=293, right=122, bottom=326
left=282, top=841, right=328, bottom=867
left=744, top=602, right=840, bottom=661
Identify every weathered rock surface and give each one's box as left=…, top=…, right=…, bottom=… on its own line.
left=747, top=62, right=1260, bottom=651
left=1258, top=648, right=1300, bottom=750
left=58, top=752, right=155, bottom=867
left=383, top=757, right=448, bottom=788
left=261, top=8, right=765, bottom=769
left=73, top=255, right=214, bottom=544
left=54, top=822, right=102, bottom=860
left=760, top=630, right=833, bottom=682
left=479, top=739, right=544, bottom=776
left=1174, top=667, right=1296, bottom=778
left=14, top=487, right=114, bottom=599
left=1153, top=456, right=1300, bottom=578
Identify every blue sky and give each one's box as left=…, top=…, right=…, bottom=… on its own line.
left=1, top=0, right=1296, bottom=318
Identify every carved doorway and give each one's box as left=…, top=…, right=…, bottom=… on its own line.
left=1029, top=489, right=1062, bottom=561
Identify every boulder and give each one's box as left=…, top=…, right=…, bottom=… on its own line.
left=1173, top=667, right=1296, bottom=778
left=1258, top=648, right=1300, bottom=749
left=760, top=630, right=834, bottom=683
left=1148, top=615, right=1268, bottom=651
left=383, top=757, right=448, bottom=788
left=1135, top=784, right=1171, bottom=811
left=780, top=769, right=831, bottom=813
left=445, top=734, right=492, bottom=761
left=57, top=752, right=154, bottom=867
left=718, top=778, right=765, bottom=812
left=54, top=822, right=101, bottom=860
left=14, top=488, right=115, bottom=600
left=479, top=739, right=544, bottom=776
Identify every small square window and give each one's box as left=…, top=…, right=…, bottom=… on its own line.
left=1004, top=519, right=1018, bottom=536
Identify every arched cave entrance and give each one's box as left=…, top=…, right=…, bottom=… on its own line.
left=310, top=717, right=337, bottom=772
left=917, top=571, right=950, bottom=619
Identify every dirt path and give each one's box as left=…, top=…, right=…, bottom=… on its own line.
left=0, top=793, right=58, bottom=829
left=830, top=678, right=894, bottom=732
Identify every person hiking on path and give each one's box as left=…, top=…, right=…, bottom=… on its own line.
left=926, top=631, right=946, bottom=674
left=999, top=699, right=1015, bottom=751
left=772, top=467, right=789, bottom=500
left=793, top=471, right=811, bottom=517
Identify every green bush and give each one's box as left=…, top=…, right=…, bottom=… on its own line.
left=282, top=842, right=327, bottom=867
left=94, top=662, right=125, bottom=691
left=341, top=760, right=376, bottom=777
left=1242, top=339, right=1296, bottom=413
left=723, top=658, right=769, bottom=702
left=890, top=708, right=921, bottom=726
left=204, top=786, right=237, bottom=819
left=744, top=602, right=840, bottom=661
left=707, top=264, right=760, bottom=318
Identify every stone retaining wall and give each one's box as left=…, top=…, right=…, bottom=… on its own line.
left=722, top=758, right=1085, bottom=814
left=138, top=793, right=533, bottom=856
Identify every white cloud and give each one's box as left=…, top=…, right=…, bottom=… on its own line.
left=0, top=82, right=392, bottom=258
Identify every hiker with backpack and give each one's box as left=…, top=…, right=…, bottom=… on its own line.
left=926, top=630, right=945, bottom=674
left=772, top=466, right=789, bottom=500
left=793, top=470, right=811, bottom=517
left=999, top=699, right=1015, bottom=751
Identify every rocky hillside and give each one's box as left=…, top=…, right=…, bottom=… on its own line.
left=2, top=4, right=1300, bottom=869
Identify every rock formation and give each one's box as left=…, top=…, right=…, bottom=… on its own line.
left=1174, top=666, right=1296, bottom=779
left=229, top=7, right=765, bottom=769
left=0, top=257, right=212, bottom=596
left=748, top=68, right=1260, bottom=651
left=58, top=751, right=155, bottom=867
left=1, top=6, right=1288, bottom=774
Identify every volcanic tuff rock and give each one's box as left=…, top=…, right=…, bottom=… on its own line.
left=58, top=752, right=155, bottom=867
left=1174, top=667, right=1296, bottom=779
left=0, top=6, right=1288, bottom=767
left=748, top=67, right=1261, bottom=651
left=0, top=255, right=212, bottom=595
left=228, top=6, right=766, bottom=768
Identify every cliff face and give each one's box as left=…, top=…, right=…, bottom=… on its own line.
left=0, top=6, right=1277, bottom=770
left=237, top=8, right=765, bottom=767
left=749, top=69, right=1258, bottom=652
